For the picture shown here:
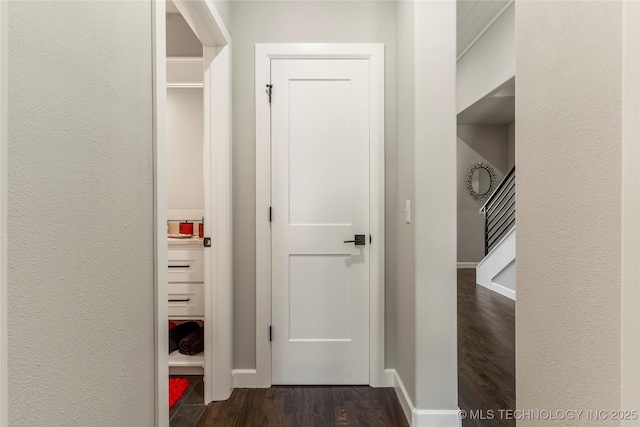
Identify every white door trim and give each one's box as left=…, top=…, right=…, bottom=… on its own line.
left=252, top=43, right=385, bottom=388
left=152, top=1, right=232, bottom=425
left=0, top=0, right=7, bottom=424
left=151, top=3, right=169, bottom=424
left=622, top=0, right=640, bottom=416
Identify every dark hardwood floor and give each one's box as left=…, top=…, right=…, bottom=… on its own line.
left=196, top=386, right=409, bottom=427
left=192, top=269, right=513, bottom=427
left=458, top=269, right=515, bottom=427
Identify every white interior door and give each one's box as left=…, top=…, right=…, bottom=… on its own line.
left=271, top=59, right=371, bottom=385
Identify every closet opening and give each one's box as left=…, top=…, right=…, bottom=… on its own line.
left=166, top=8, right=206, bottom=421
left=153, top=1, right=232, bottom=425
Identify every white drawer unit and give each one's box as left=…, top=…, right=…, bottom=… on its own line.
left=168, top=247, right=204, bottom=283
left=168, top=282, right=205, bottom=318
left=168, top=243, right=205, bottom=373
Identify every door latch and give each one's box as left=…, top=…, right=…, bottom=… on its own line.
left=203, top=237, right=211, bottom=247
left=266, top=84, right=273, bottom=104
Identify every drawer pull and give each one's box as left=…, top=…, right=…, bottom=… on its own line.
left=168, top=265, right=190, bottom=268
left=169, top=298, right=191, bottom=302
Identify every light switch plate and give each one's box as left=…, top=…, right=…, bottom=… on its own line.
left=405, top=200, right=411, bottom=224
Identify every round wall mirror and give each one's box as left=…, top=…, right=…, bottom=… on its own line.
left=472, top=167, right=491, bottom=195
left=466, top=162, right=498, bottom=201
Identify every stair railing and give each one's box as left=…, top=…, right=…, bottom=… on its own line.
left=479, top=166, right=515, bottom=255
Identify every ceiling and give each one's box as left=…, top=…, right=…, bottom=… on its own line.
left=168, top=1, right=507, bottom=58
left=457, top=0, right=510, bottom=57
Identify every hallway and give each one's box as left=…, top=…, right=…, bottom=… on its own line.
left=195, top=386, right=409, bottom=426
left=458, top=269, right=515, bottom=427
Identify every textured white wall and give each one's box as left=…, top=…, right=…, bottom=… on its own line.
left=230, top=0, right=397, bottom=370
left=7, top=2, right=155, bottom=425
left=0, top=1, right=6, bottom=425
left=457, top=2, right=514, bottom=114
left=516, top=1, right=622, bottom=422
left=457, top=125, right=509, bottom=263
left=412, top=0, right=458, bottom=410
left=167, top=88, right=204, bottom=211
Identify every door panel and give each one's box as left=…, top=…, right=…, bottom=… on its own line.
left=271, top=59, right=370, bottom=385
left=289, top=80, right=352, bottom=225
left=289, top=255, right=351, bottom=341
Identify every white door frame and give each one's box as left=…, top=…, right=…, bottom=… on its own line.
left=0, top=0, right=7, bottom=424
left=249, top=43, right=385, bottom=389
left=622, top=0, right=640, bottom=416
left=152, top=1, right=232, bottom=425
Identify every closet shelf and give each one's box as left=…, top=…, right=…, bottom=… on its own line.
left=169, top=351, right=204, bottom=368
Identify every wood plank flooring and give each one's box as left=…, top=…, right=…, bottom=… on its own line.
left=194, top=269, right=514, bottom=427
left=457, top=269, right=515, bottom=427
left=196, top=386, right=409, bottom=427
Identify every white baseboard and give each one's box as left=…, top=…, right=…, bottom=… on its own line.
left=232, top=369, right=260, bottom=388
left=457, top=262, right=478, bottom=269
left=476, top=281, right=516, bottom=301
left=387, top=369, right=461, bottom=427
left=235, top=368, right=396, bottom=389
left=491, top=282, right=515, bottom=300
left=387, top=369, right=412, bottom=423
left=412, top=409, right=463, bottom=426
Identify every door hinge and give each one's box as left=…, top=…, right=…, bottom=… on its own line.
left=370, top=235, right=372, bottom=244
left=266, top=84, right=273, bottom=104
left=269, top=326, right=272, bottom=342
left=269, top=207, right=272, bottom=222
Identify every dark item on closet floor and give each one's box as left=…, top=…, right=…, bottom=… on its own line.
left=169, top=377, right=190, bottom=409
left=179, top=326, right=204, bottom=355
left=169, top=321, right=200, bottom=354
